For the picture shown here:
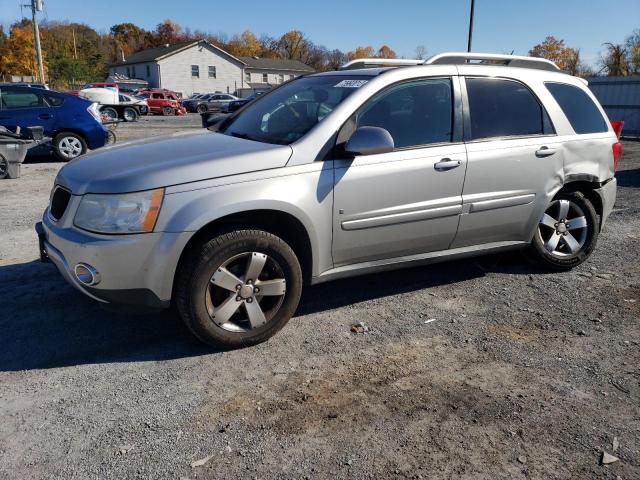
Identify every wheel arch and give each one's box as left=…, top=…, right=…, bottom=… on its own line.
left=173, top=209, right=315, bottom=293
left=556, top=179, right=604, bottom=221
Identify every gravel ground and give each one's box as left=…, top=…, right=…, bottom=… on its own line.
left=0, top=115, right=638, bottom=479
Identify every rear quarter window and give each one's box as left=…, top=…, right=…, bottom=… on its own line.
left=544, top=82, right=608, bottom=134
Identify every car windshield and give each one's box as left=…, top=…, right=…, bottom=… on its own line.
left=220, top=75, right=371, bottom=145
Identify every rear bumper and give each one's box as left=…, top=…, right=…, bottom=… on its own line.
left=84, top=124, right=109, bottom=150
left=37, top=212, right=191, bottom=309
left=595, top=177, right=617, bottom=227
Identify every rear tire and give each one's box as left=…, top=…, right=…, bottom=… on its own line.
left=101, top=107, right=118, bottom=121
left=123, top=107, right=138, bottom=122
left=526, top=191, right=599, bottom=271
left=0, top=156, right=8, bottom=179
left=196, top=104, right=208, bottom=114
left=162, top=106, right=174, bottom=116
left=176, top=230, right=303, bottom=348
left=53, top=132, right=87, bottom=161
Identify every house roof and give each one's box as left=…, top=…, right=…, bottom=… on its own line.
left=239, top=57, right=315, bottom=72
left=108, top=40, right=315, bottom=73
left=108, top=40, right=244, bottom=67
left=109, top=41, right=196, bottom=66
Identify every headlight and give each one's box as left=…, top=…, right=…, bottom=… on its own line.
left=74, top=188, right=164, bottom=234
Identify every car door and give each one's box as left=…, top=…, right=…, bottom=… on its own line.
left=331, top=77, right=467, bottom=266
left=451, top=76, right=564, bottom=248
left=0, top=87, right=56, bottom=134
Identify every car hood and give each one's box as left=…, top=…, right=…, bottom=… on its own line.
left=56, top=130, right=293, bottom=195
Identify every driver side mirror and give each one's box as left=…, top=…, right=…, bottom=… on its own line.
left=344, top=126, right=394, bottom=156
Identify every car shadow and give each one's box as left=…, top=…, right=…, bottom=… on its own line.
left=0, top=251, right=536, bottom=372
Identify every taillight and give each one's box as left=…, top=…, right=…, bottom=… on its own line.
left=612, top=142, right=622, bottom=173
left=610, top=120, right=624, bottom=139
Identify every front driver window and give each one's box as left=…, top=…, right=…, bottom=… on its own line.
left=356, top=78, right=453, bottom=149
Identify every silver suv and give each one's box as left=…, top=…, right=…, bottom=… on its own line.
left=37, top=53, right=620, bottom=347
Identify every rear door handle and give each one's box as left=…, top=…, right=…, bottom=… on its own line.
left=38, top=113, right=52, bottom=120
left=535, top=146, right=557, bottom=157
left=434, top=158, right=462, bottom=171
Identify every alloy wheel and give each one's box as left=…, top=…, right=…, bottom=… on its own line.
left=206, top=252, right=287, bottom=332
left=58, top=136, right=83, bottom=159
left=538, top=199, right=588, bottom=257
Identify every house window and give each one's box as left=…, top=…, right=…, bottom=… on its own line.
left=208, top=66, right=216, bottom=78
left=262, top=73, right=268, bottom=83
left=126, top=67, right=131, bottom=77
left=289, top=74, right=294, bottom=80
left=131, top=66, right=136, bottom=78
left=245, top=71, right=251, bottom=83
left=146, top=65, right=151, bottom=77
left=278, top=73, right=284, bottom=83
left=191, top=65, right=199, bottom=78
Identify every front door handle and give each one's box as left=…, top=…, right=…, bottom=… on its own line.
left=434, top=158, right=462, bottom=171
left=535, top=146, right=557, bottom=157
left=38, top=113, right=52, bottom=120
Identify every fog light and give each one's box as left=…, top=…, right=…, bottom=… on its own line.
left=74, top=263, right=101, bottom=286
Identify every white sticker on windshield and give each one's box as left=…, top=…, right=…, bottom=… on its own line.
left=334, top=79, right=368, bottom=88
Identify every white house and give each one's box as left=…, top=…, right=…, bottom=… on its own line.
left=107, top=40, right=314, bottom=97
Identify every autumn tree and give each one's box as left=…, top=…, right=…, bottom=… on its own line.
left=226, top=30, right=263, bottom=57
left=276, top=30, right=311, bottom=61
left=0, top=21, right=48, bottom=79
left=347, top=46, right=374, bottom=61
left=529, top=36, right=585, bottom=74
left=376, top=45, right=397, bottom=59
left=153, top=19, right=183, bottom=46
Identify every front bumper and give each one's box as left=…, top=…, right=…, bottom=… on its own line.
left=37, top=210, right=191, bottom=309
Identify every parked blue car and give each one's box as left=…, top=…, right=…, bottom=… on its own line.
left=0, top=85, right=108, bottom=160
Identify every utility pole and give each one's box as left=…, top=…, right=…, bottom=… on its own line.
left=467, top=0, right=475, bottom=53
left=31, top=0, right=45, bottom=83
left=72, top=28, right=78, bottom=60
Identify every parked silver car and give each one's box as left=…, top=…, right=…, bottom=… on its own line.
left=37, top=53, right=619, bottom=347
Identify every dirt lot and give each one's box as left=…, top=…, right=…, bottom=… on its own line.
left=0, top=115, right=638, bottom=479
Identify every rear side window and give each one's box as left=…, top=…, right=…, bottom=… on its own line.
left=466, top=77, right=553, bottom=140
left=0, top=89, right=45, bottom=109
left=545, top=82, right=608, bottom=134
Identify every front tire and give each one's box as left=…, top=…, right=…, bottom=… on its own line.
left=162, top=106, right=174, bottom=116
left=123, top=107, right=138, bottom=122
left=53, top=132, right=87, bottom=161
left=527, top=191, right=599, bottom=271
left=196, top=104, right=208, bottom=114
left=176, top=230, right=303, bottom=348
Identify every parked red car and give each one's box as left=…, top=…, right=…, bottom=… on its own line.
left=135, top=89, right=186, bottom=116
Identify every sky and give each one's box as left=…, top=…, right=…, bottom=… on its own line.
left=1, top=0, right=639, bottom=67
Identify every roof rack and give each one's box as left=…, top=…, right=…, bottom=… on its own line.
left=339, top=52, right=560, bottom=72
left=339, top=58, right=424, bottom=70
left=425, top=52, right=560, bottom=71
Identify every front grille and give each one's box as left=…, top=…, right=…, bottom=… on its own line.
left=50, top=186, right=71, bottom=221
